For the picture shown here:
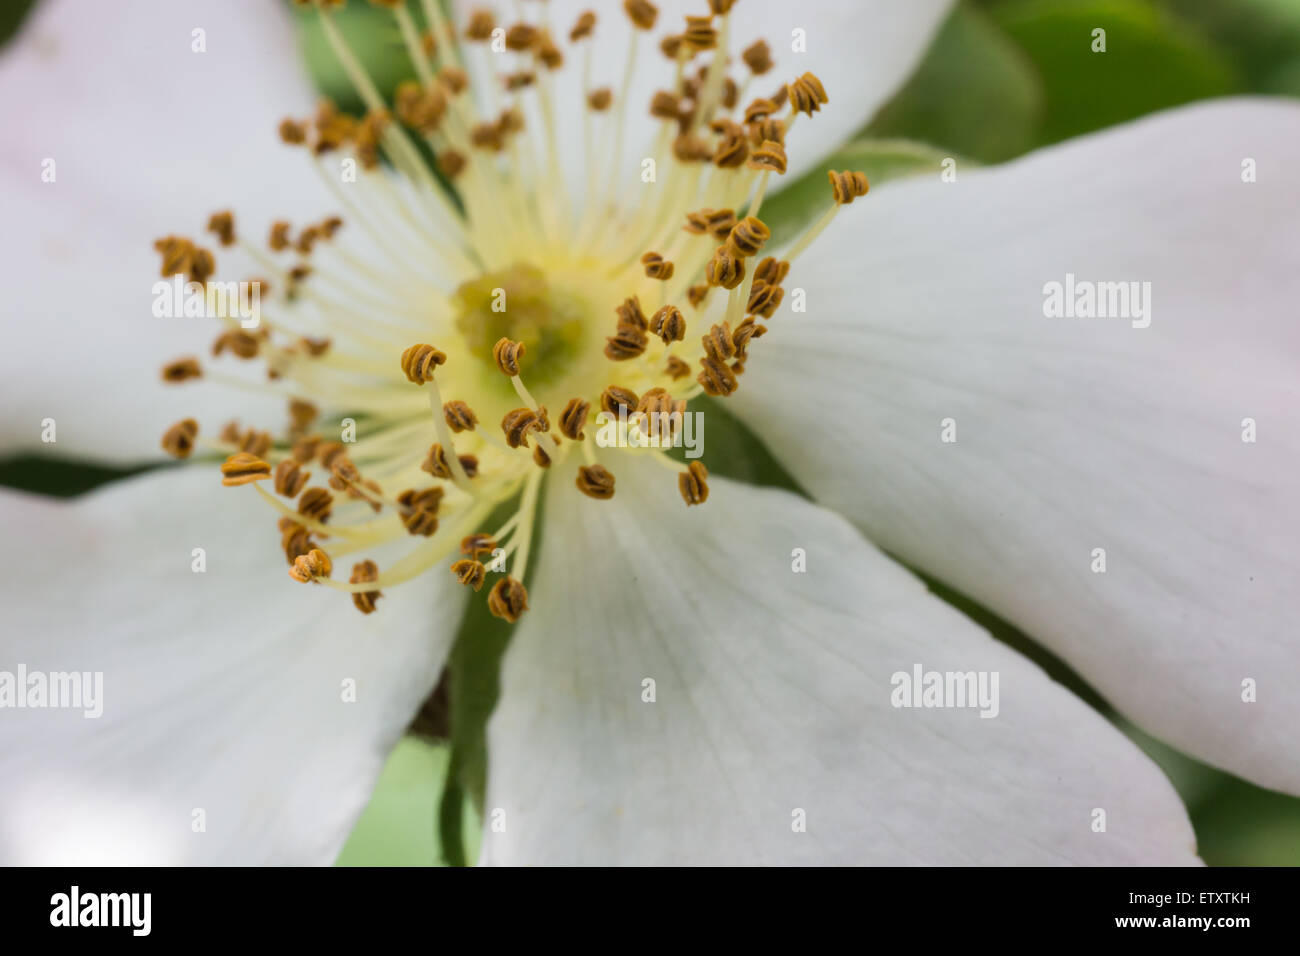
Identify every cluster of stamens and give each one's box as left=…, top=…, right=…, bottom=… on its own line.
left=153, top=0, right=869, bottom=621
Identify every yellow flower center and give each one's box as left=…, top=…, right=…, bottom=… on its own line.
left=155, top=0, right=869, bottom=624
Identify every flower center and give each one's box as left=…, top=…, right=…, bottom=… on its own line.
left=153, top=0, right=871, bottom=624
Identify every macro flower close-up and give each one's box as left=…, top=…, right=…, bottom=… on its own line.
left=1, top=0, right=1298, bottom=873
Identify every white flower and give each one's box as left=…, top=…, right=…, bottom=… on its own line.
left=1, top=0, right=1296, bottom=866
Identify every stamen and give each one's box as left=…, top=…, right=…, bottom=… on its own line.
left=289, top=548, right=333, bottom=584
left=487, top=576, right=529, bottom=622
left=678, top=461, right=710, bottom=506
left=575, top=464, right=616, bottom=500
left=450, top=558, right=487, bottom=591
left=220, top=452, right=272, bottom=486
left=349, top=559, right=383, bottom=614
left=161, top=419, right=198, bottom=459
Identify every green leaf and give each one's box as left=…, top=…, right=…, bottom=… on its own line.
left=335, top=735, right=473, bottom=866
left=436, top=489, right=544, bottom=864
left=761, top=139, right=963, bottom=247
left=294, top=1, right=417, bottom=112
left=865, top=2, right=1045, bottom=163
left=0, top=455, right=155, bottom=499
left=1167, top=0, right=1300, bottom=89
left=989, top=0, right=1241, bottom=145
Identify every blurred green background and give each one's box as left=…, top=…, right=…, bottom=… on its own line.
left=3, top=0, right=1299, bottom=866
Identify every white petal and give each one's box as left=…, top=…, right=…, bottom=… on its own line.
left=0, top=0, right=333, bottom=461
left=731, top=99, right=1300, bottom=794
left=478, top=460, right=1197, bottom=865
left=451, top=0, right=950, bottom=198
left=0, top=467, right=463, bottom=865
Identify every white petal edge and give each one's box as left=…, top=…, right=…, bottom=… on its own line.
left=451, top=0, right=951, bottom=201
left=0, top=0, right=335, bottom=461
left=0, top=467, right=463, bottom=865
left=731, top=98, right=1300, bottom=795
left=477, top=459, right=1197, bottom=865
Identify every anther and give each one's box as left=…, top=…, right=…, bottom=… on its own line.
left=733, top=316, right=767, bottom=359
left=289, top=548, right=332, bottom=583
left=298, top=487, right=334, bottom=523
left=279, top=119, right=308, bottom=144
left=748, top=139, right=787, bottom=175
left=212, top=330, right=260, bottom=360
left=269, top=221, right=292, bottom=252
left=713, top=130, right=749, bottom=168
left=747, top=280, right=784, bottom=317
left=682, top=15, right=717, bottom=51
left=505, top=23, right=539, bottom=51
left=744, top=98, right=777, bottom=123
left=829, top=169, right=870, bottom=205
left=280, top=520, right=315, bottom=565
left=650, top=91, right=681, bottom=120
left=492, top=337, right=525, bottom=377
left=623, top=0, right=658, bottom=30
left=327, top=456, right=360, bottom=491
left=755, top=256, right=791, bottom=285
left=397, top=487, right=442, bottom=536
left=706, top=247, right=745, bottom=289
left=708, top=0, right=737, bottom=14
left=576, top=464, right=616, bottom=500
left=605, top=324, right=648, bottom=361
left=161, top=419, right=198, bottom=459
left=443, top=400, right=478, bottom=433
left=292, top=435, right=322, bottom=463
left=665, top=355, right=691, bottom=380
left=570, top=11, right=596, bottom=42
left=742, top=39, right=773, bottom=75
left=615, top=296, right=648, bottom=331
left=703, top=322, right=736, bottom=362
left=601, top=385, right=639, bottom=415
left=317, top=441, right=347, bottom=470
left=274, top=458, right=311, bottom=497
left=437, top=150, right=466, bottom=179
left=660, top=35, right=683, bottom=59
left=301, top=336, right=332, bottom=357
left=587, top=88, right=613, bottom=111
left=487, top=577, right=530, bottom=623
left=460, top=534, right=498, bottom=559
left=725, top=216, right=770, bottom=259
left=684, top=207, right=736, bottom=240
left=788, top=72, right=829, bottom=116
left=220, top=452, right=272, bottom=486
left=350, top=560, right=383, bottom=614
left=650, top=305, right=686, bottom=344
left=698, top=357, right=739, bottom=397
left=505, top=71, right=536, bottom=92
left=673, top=134, right=712, bottom=162
left=421, top=442, right=455, bottom=479
left=451, top=559, right=487, bottom=591
left=401, top=344, right=447, bottom=384
left=439, top=66, right=470, bottom=95
left=641, top=252, right=675, bottom=280
left=465, top=9, right=495, bottom=41
left=206, top=211, right=236, bottom=247
left=533, top=444, right=553, bottom=469
left=559, top=398, right=591, bottom=440
left=502, top=408, right=542, bottom=448
left=687, top=284, right=709, bottom=309
left=678, top=460, right=710, bottom=506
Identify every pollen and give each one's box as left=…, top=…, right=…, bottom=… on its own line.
left=156, top=0, right=868, bottom=621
